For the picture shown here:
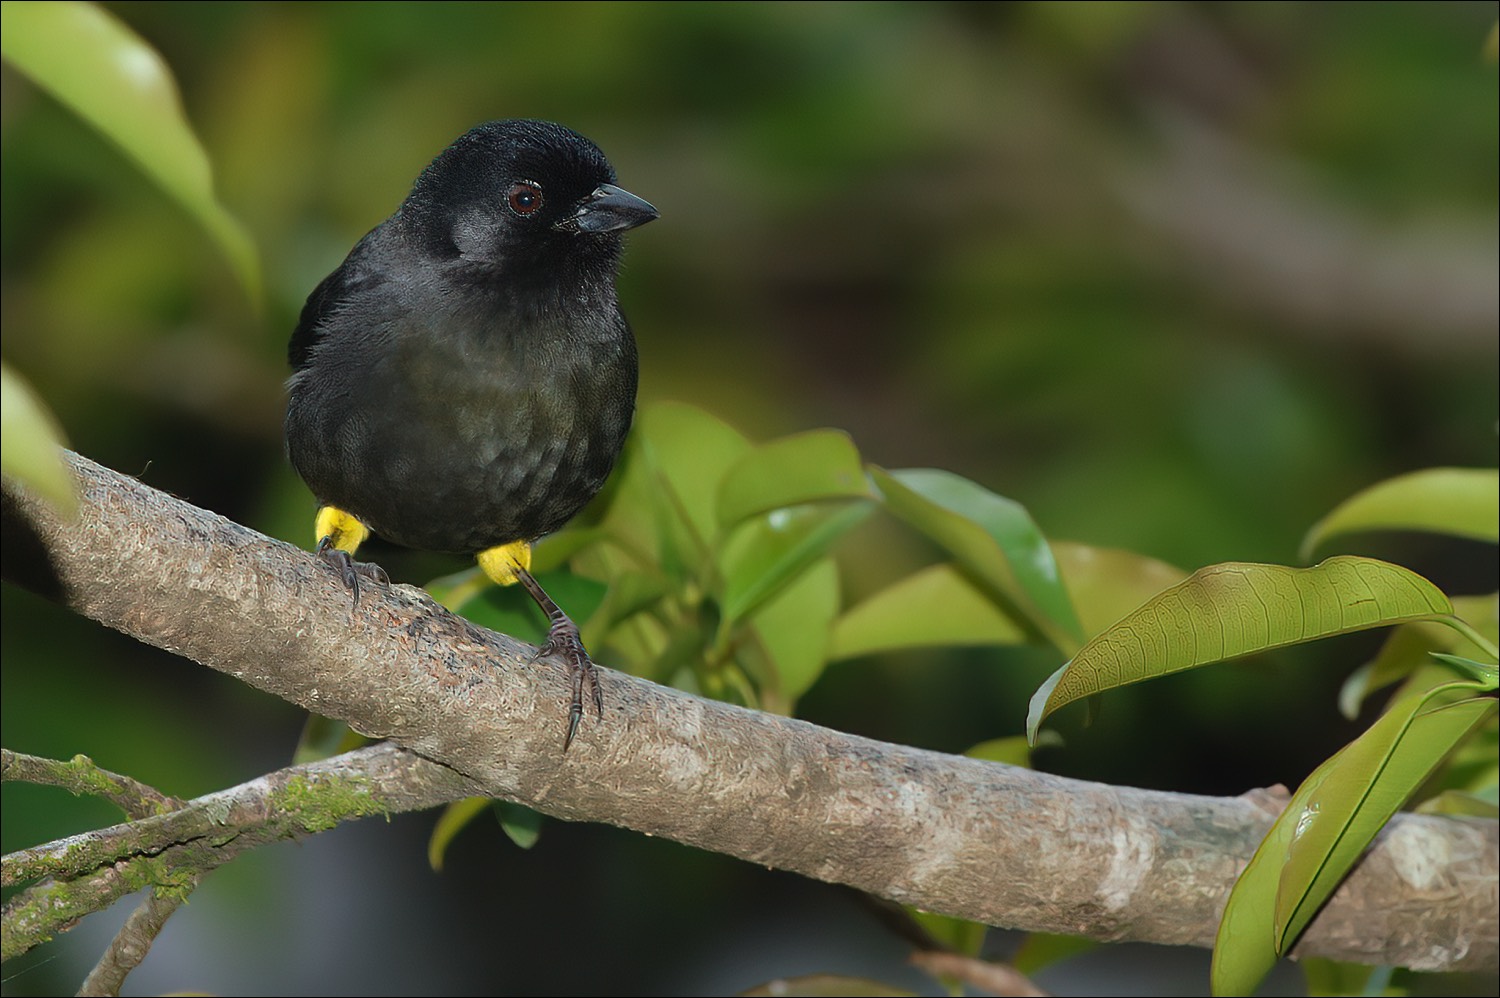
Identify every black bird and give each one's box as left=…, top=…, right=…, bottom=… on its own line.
left=285, top=119, right=658, bottom=749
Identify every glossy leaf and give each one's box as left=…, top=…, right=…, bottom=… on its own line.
left=428, top=797, right=489, bottom=872
left=637, top=401, right=753, bottom=550
left=745, top=557, right=840, bottom=710
left=1415, top=789, right=1499, bottom=818
left=448, top=571, right=608, bottom=646
left=1213, top=680, right=1493, bottom=995
left=1212, top=752, right=1339, bottom=996
left=1427, top=652, right=1499, bottom=686
left=1338, top=593, right=1498, bottom=718
left=1301, top=467, right=1499, bottom=559
left=1273, top=685, right=1495, bottom=952
left=1297, top=958, right=1384, bottom=998
left=964, top=734, right=1063, bottom=768
left=1010, top=932, right=1096, bottom=976
left=0, top=362, right=76, bottom=515
left=291, top=714, right=365, bottom=766
left=1050, top=541, right=1186, bottom=637
left=494, top=799, right=544, bottom=850
left=717, top=428, right=870, bottom=529
left=871, top=467, right=1084, bottom=652
left=1028, top=557, right=1455, bottom=741
left=1, top=1, right=259, bottom=298
left=718, top=501, right=873, bottom=625
left=828, top=545, right=1184, bottom=662
left=911, top=909, right=988, bottom=957
left=580, top=570, right=672, bottom=650
left=828, top=563, right=1029, bottom=661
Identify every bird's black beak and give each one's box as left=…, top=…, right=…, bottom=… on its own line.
left=556, top=184, right=659, bottom=234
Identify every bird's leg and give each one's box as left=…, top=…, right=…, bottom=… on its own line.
left=313, top=506, right=388, bottom=605
left=478, top=541, right=602, bottom=750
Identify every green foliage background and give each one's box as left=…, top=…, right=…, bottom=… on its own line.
left=2, top=3, right=1495, bottom=995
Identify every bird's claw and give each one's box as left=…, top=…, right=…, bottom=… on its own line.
left=315, top=539, right=389, bottom=606
left=536, top=616, right=602, bottom=751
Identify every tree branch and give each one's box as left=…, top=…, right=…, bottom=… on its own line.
left=2, top=743, right=470, bottom=962
left=3, top=454, right=1496, bottom=973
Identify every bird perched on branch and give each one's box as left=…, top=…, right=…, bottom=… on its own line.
left=285, top=119, right=658, bottom=749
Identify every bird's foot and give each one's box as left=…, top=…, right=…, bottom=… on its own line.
left=316, top=537, right=389, bottom=606
left=533, top=615, right=603, bottom=751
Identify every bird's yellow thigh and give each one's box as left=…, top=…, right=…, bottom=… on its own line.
left=314, top=506, right=370, bottom=554
left=477, top=540, right=533, bottom=587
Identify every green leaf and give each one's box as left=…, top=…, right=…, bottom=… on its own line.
left=716, top=428, right=870, bottom=529
left=1010, top=932, right=1096, bottom=976
left=1050, top=541, right=1187, bottom=637
left=428, top=796, right=490, bottom=872
left=1028, top=557, right=1455, bottom=742
left=639, top=401, right=753, bottom=547
left=827, top=545, right=1185, bottom=663
left=1415, top=789, right=1499, bottom=818
left=580, top=569, right=672, bottom=650
left=1213, top=772, right=1326, bottom=994
left=291, top=715, right=366, bottom=766
left=718, top=501, right=872, bottom=625
left=828, top=563, right=1029, bottom=661
left=1213, top=680, right=1493, bottom=995
left=1273, top=685, right=1495, bottom=953
left=1, top=1, right=259, bottom=298
left=625, top=402, right=753, bottom=583
left=910, top=909, right=988, bottom=957
left=0, top=362, right=76, bottom=515
left=744, top=558, right=840, bottom=710
left=1302, top=467, right=1499, bottom=560
left=871, top=467, right=1084, bottom=652
left=1427, top=653, right=1498, bottom=687
left=494, top=799, right=544, bottom=850
left=1297, top=958, right=1386, bottom=998
left=964, top=733, right=1062, bottom=768
left=1338, top=593, right=1498, bottom=718
left=449, top=570, right=608, bottom=646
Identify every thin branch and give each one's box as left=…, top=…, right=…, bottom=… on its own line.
left=2, top=743, right=471, bottom=961
left=1, top=750, right=181, bottom=821
left=76, top=878, right=199, bottom=998
left=908, top=951, right=1050, bottom=997
left=2, top=455, right=1496, bottom=974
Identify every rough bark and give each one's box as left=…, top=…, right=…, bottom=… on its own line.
left=3, top=453, right=1496, bottom=973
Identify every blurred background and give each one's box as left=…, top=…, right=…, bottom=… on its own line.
left=2, top=3, right=1495, bottom=995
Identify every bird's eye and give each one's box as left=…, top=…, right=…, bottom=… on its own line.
left=507, top=182, right=544, bottom=216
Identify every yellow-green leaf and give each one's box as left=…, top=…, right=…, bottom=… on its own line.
left=1213, top=773, right=1326, bottom=994
left=872, top=467, right=1084, bottom=653
left=910, top=909, right=988, bottom=957
left=718, top=501, right=872, bottom=625
left=716, top=428, right=869, bottom=529
left=0, top=362, right=76, bottom=515
left=1028, top=557, right=1455, bottom=742
left=1338, top=593, right=1497, bottom=718
left=1274, top=686, right=1495, bottom=952
left=1302, top=467, right=1499, bottom=559
left=1, top=1, right=260, bottom=298
left=1213, top=680, right=1493, bottom=996
left=828, top=563, right=1029, bottom=661
left=428, top=796, right=490, bottom=872
left=1051, top=541, right=1187, bottom=637
left=964, top=734, right=1062, bottom=768
left=494, top=800, right=543, bottom=850
left=745, top=558, right=841, bottom=711
left=633, top=401, right=752, bottom=579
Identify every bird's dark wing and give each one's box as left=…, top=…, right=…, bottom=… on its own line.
left=288, top=228, right=394, bottom=371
